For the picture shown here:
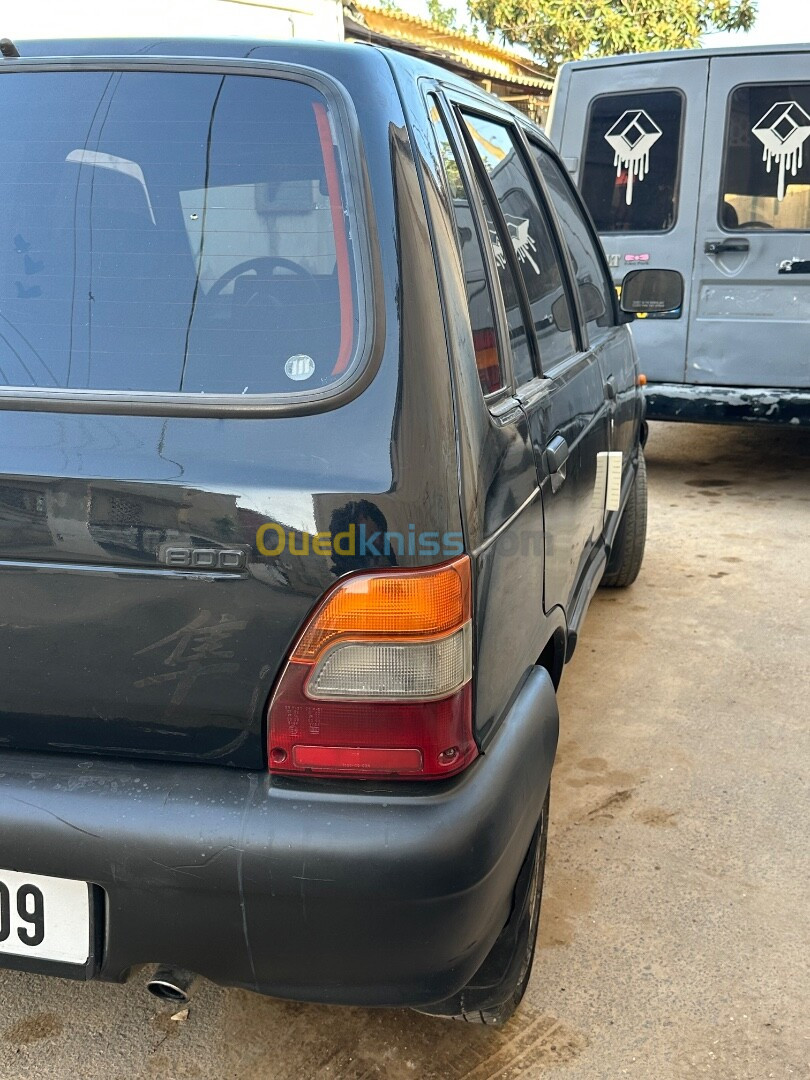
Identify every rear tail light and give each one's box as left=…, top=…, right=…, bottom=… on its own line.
left=267, top=556, right=477, bottom=780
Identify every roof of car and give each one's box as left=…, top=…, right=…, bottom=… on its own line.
left=7, top=35, right=359, bottom=59
left=560, top=40, right=809, bottom=72
left=4, top=35, right=554, bottom=142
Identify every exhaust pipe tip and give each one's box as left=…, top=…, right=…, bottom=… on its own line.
left=147, top=966, right=195, bottom=1003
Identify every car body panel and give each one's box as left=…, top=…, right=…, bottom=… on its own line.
left=0, top=666, right=558, bottom=1005
left=0, top=43, right=464, bottom=764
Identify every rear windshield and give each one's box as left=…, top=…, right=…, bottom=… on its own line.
left=0, top=70, right=361, bottom=396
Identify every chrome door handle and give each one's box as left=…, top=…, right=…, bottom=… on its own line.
left=545, top=435, right=569, bottom=474
left=545, top=435, right=569, bottom=493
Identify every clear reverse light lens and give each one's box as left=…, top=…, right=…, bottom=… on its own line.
left=306, top=623, right=472, bottom=701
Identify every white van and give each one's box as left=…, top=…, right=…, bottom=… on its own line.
left=549, top=45, right=810, bottom=425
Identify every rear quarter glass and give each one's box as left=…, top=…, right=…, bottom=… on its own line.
left=0, top=63, right=373, bottom=408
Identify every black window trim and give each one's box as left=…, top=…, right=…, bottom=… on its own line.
left=0, top=55, right=383, bottom=418
left=452, top=96, right=582, bottom=383
left=718, top=77, right=810, bottom=234
left=426, top=90, right=518, bottom=404
left=521, top=126, right=622, bottom=340
left=511, top=124, right=591, bottom=354
left=447, top=95, right=542, bottom=384
left=580, top=86, right=687, bottom=237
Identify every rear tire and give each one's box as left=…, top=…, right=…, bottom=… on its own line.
left=601, top=450, right=647, bottom=588
left=415, top=786, right=550, bottom=1026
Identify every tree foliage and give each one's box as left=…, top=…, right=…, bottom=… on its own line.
left=466, top=0, right=757, bottom=73
left=427, top=0, right=460, bottom=29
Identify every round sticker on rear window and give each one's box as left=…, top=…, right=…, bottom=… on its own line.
left=285, top=354, right=315, bottom=382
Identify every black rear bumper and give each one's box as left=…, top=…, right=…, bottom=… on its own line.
left=0, top=667, right=558, bottom=1007
left=645, top=383, right=810, bottom=425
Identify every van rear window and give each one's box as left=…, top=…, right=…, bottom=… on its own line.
left=721, top=83, right=810, bottom=232
left=0, top=71, right=361, bottom=396
left=580, top=91, right=683, bottom=234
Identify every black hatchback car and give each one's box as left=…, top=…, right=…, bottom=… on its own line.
left=0, top=36, right=680, bottom=1023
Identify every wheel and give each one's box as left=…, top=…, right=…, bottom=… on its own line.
left=415, top=786, right=550, bottom=1026
left=601, top=449, right=647, bottom=588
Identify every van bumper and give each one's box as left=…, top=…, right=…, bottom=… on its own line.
left=645, top=383, right=810, bottom=426
left=0, top=667, right=558, bottom=1007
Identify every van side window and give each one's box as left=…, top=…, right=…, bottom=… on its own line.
left=721, top=83, right=810, bottom=232
left=530, top=143, right=615, bottom=341
left=581, top=91, right=683, bottom=234
left=430, top=109, right=507, bottom=396
left=462, top=113, right=576, bottom=372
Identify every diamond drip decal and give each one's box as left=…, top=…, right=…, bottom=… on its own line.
left=604, top=110, right=663, bottom=206
left=505, top=216, right=539, bottom=274
left=752, top=101, right=810, bottom=201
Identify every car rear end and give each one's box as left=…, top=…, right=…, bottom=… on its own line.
left=0, top=38, right=557, bottom=1004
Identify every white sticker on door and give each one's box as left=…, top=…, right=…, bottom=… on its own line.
left=752, top=101, right=810, bottom=201
left=593, top=452, right=623, bottom=512
left=604, top=111, right=662, bottom=206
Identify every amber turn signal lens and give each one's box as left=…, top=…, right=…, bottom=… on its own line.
left=638, top=373, right=647, bottom=386
left=291, top=556, right=471, bottom=662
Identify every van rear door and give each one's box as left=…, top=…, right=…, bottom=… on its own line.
left=690, top=53, right=810, bottom=389
left=552, top=58, right=709, bottom=386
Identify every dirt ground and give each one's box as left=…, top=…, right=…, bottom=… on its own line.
left=0, top=420, right=808, bottom=1080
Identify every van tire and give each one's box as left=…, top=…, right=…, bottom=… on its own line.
left=415, top=786, right=550, bottom=1026
left=602, top=450, right=647, bottom=588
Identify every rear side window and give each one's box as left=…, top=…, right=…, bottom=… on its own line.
left=721, top=83, right=810, bottom=232
left=0, top=70, right=361, bottom=396
left=462, top=113, right=576, bottom=372
left=429, top=107, right=505, bottom=396
left=581, top=91, right=683, bottom=233
left=531, top=144, right=614, bottom=341
left=472, top=178, right=536, bottom=386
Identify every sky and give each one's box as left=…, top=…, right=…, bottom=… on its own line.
left=4, top=0, right=343, bottom=42
left=394, top=0, right=810, bottom=47
left=704, top=0, right=810, bottom=46
left=5, top=0, right=810, bottom=53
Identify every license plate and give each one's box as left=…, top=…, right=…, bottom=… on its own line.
left=0, top=870, right=90, bottom=965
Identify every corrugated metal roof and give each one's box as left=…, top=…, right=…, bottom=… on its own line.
left=348, top=2, right=553, bottom=90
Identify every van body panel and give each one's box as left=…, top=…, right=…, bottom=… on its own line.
left=551, top=45, right=810, bottom=420
left=554, top=56, right=710, bottom=385
left=689, top=54, right=810, bottom=388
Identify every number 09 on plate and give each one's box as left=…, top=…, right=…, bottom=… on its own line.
left=0, top=870, right=91, bottom=966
